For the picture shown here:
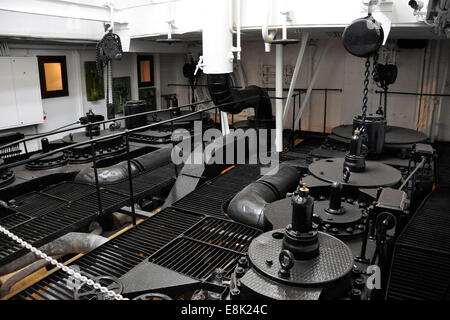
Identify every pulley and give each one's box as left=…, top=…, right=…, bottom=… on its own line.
left=342, top=15, right=384, bottom=58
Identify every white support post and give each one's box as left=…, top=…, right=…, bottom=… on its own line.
left=221, top=111, right=230, bottom=135
left=282, top=32, right=309, bottom=124
left=294, top=41, right=333, bottom=127
left=275, top=44, right=284, bottom=152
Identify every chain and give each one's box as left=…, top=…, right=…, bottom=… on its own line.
left=0, top=224, right=128, bottom=300
left=372, top=51, right=379, bottom=83
left=360, top=57, right=371, bottom=134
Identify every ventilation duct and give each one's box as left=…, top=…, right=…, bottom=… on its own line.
left=202, top=0, right=275, bottom=129
left=227, top=165, right=300, bottom=229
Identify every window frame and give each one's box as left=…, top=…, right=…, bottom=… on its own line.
left=137, top=55, right=155, bottom=88
left=37, top=56, right=69, bottom=99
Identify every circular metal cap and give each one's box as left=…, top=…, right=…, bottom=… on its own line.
left=248, top=229, right=353, bottom=286
left=332, top=124, right=427, bottom=145
left=308, top=158, right=401, bottom=188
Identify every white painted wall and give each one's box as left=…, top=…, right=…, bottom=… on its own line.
left=0, top=0, right=448, bottom=142
left=0, top=49, right=84, bottom=151
left=0, top=45, right=177, bottom=151
left=79, top=51, right=140, bottom=118
left=238, top=38, right=449, bottom=139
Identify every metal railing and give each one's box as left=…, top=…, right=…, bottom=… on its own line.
left=0, top=97, right=262, bottom=227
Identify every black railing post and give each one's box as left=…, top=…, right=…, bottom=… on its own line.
left=298, top=92, right=302, bottom=135
left=292, top=93, right=296, bottom=148
left=124, top=131, right=137, bottom=226
left=23, top=141, right=29, bottom=157
left=384, top=86, right=388, bottom=121
left=323, top=88, right=328, bottom=135
left=90, top=141, right=103, bottom=215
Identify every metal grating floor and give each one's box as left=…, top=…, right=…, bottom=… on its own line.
left=107, top=164, right=175, bottom=200
left=150, top=237, right=243, bottom=280
left=386, top=187, right=450, bottom=300
left=172, top=165, right=261, bottom=218
left=12, top=192, right=67, bottom=218
left=184, top=217, right=261, bottom=253
left=0, top=166, right=176, bottom=268
left=43, top=182, right=97, bottom=202
left=14, top=208, right=203, bottom=300
left=11, top=165, right=262, bottom=300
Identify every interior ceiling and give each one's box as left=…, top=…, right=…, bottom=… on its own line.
left=138, top=26, right=443, bottom=43
left=1, top=25, right=443, bottom=48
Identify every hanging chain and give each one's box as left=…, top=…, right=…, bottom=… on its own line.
left=0, top=224, right=128, bottom=300
left=360, top=57, right=371, bottom=135
left=106, top=62, right=110, bottom=106
left=372, top=50, right=379, bottom=83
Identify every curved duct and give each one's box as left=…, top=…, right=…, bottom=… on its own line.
left=75, top=147, right=172, bottom=185
left=207, top=74, right=274, bottom=127
left=227, top=165, right=300, bottom=229
left=201, top=0, right=274, bottom=130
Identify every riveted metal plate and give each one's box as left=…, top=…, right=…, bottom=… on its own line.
left=241, top=268, right=322, bottom=300
left=309, top=158, right=401, bottom=188
left=248, top=230, right=353, bottom=286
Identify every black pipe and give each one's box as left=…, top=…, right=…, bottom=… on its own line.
left=227, top=165, right=300, bottom=229
left=207, top=74, right=274, bottom=125
left=75, top=147, right=172, bottom=185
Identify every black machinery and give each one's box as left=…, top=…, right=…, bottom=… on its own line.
left=229, top=184, right=355, bottom=300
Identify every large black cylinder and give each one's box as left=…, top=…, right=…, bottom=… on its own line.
left=291, top=188, right=314, bottom=233
left=353, top=115, right=386, bottom=154
left=124, top=100, right=148, bottom=129
left=327, top=182, right=344, bottom=214
left=282, top=185, right=319, bottom=260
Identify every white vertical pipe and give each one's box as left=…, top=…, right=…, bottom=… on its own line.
left=262, top=0, right=275, bottom=52
left=294, top=41, right=333, bottom=126
left=275, top=44, right=284, bottom=152
left=202, top=0, right=233, bottom=74
left=281, top=0, right=287, bottom=40
left=282, top=32, right=309, bottom=124
left=221, top=112, right=230, bottom=135
left=236, top=0, right=241, bottom=60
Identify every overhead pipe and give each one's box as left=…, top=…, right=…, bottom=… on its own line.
left=227, top=165, right=300, bottom=229
left=294, top=41, right=333, bottom=128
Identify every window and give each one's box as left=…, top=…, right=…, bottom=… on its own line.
left=137, top=55, right=154, bottom=87
left=37, top=56, right=69, bottom=98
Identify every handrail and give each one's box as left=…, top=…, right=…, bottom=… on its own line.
left=0, top=96, right=260, bottom=171
left=0, top=99, right=212, bottom=152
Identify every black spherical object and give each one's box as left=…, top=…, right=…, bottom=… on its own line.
left=343, top=16, right=384, bottom=58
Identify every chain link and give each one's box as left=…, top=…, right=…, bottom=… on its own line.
left=0, top=224, right=128, bottom=300
left=360, top=57, right=371, bottom=134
